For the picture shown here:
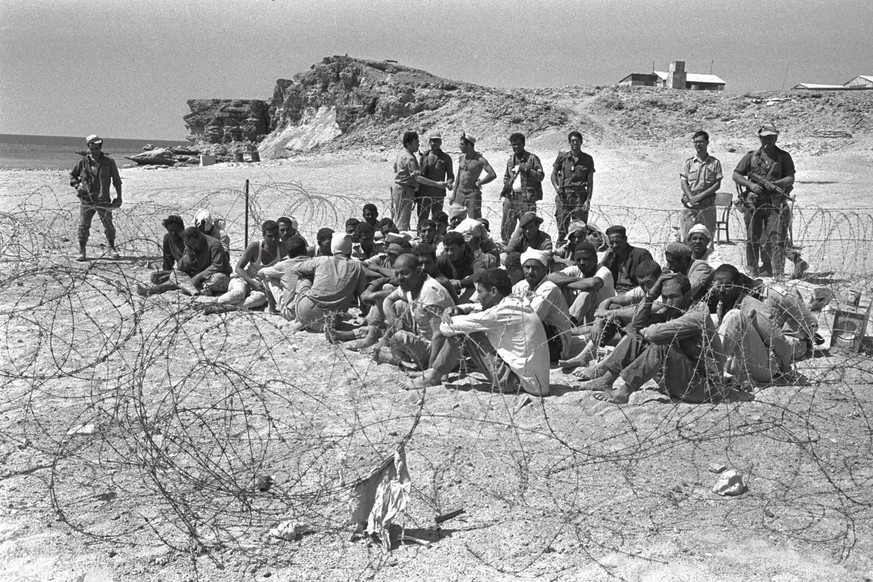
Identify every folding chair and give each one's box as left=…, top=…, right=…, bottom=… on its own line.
left=714, top=191, right=733, bottom=243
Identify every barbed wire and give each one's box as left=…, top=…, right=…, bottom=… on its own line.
left=1, top=179, right=872, bottom=577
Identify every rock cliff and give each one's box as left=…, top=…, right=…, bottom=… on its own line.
left=184, top=99, right=270, bottom=146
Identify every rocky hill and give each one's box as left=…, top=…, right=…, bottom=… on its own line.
left=183, top=56, right=873, bottom=160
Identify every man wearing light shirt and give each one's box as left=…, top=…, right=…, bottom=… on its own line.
left=680, top=130, right=723, bottom=241
left=548, top=241, right=616, bottom=325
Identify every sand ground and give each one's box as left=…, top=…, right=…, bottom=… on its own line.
left=1, top=138, right=873, bottom=581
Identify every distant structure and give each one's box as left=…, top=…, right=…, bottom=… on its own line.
left=793, top=75, right=873, bottom=91
left=618, top=61, right=725, bottom=91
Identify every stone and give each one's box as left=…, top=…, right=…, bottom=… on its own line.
left=708, top=462, right=727, bottom=474
left=712, top=469, right=747, bottom=496
left=124, top=148, right=177, bottom=166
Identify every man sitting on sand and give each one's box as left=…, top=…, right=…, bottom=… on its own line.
left=512, top=248, right=578, bottom=362
left=547, top=241, right=616, bottom=325
left=137, top=227, right=232, bottom=296
left=601, top=225, right=654, bottom=295
left=411, top=268, right=550, bottom=396
left=147, top=215, right=186, bottom=285
left=308, top=227, right=334, bottom=257
left=502, top=212, right=553, bottom=258
left=194, top=209, right=230, bottom=254
left=286, top=233, right=367, bottom=332
left=371, top=254, right=455, bottom=368
left=663, top=241, right=712, bottom=295
left=259, top=235, right=310, bottom=318
left=216, top=220, right=286, bottom=309
left=578, top=272, right=723, bottom=405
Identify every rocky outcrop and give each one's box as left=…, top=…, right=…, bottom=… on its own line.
left=184, top=99, right=270, bottom=146
left=259, top=56, right=571, bottom=158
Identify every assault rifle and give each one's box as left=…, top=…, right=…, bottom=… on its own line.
left=747, top=173, right=795, bottom=203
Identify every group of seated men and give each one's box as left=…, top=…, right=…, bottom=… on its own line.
left=138, top=202, right=819, bottom=405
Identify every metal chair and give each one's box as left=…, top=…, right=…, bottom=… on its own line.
left=714, top=191, right=733, bottom=243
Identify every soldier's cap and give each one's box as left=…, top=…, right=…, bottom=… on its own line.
left=605, top=225, right=627, bottom=237
left=758, top=123, right=779, bottom=137
left=461, top=132, right=476, bottom=145
left=85, top=134, right=103, bottom=145
left=665, top=242, right=692, bottom=258
left=429, top=132, right=442, bottom=141
left=518, top=211, right=543, bottom=228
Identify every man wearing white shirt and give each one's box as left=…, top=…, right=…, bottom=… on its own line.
left=414, top=268, right=551, bottom=396
left=547, top=242, right=615, bottom=324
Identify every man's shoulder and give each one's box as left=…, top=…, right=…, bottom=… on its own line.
left=628, top=246, right=653, bottom=261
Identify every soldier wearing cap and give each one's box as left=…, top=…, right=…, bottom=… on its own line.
left=450, top=133, right=497, bottom=219
left=417, top=132, right=455, bottom=223
left=69, top=134, right=122, bottom=261
left=551, top=131, right=595, bottom=243
left=732, top=123, right=796, bottom=277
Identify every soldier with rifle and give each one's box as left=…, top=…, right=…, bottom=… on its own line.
left=732, top=123, right=806, bottom=279
left=69, top=135, right=123, bottom=261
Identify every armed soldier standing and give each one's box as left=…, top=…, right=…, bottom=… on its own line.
left=551, top=131, right=595, bottom=244
left=69, top=134, right=122, bottom=261
left=732, top=123, right=803, bottom=278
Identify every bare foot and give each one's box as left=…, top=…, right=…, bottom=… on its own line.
left=572, top=366, right=598, bottom=381
left=577, top=379, right=609, bottom=392
left=593, top=383, right=631, bottom=404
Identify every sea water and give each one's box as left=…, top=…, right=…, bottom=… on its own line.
left=0, top=133, right=188, bottom=171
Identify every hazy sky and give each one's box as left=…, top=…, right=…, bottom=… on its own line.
left=1, top=0, right=870, bottom=140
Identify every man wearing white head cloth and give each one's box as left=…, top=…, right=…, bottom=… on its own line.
left=285, top=233, right=367, bottom=331
left=512, top=248, right=580, bottom=361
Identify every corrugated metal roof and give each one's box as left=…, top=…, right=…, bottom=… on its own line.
left=793, top=83, right=851, bottom=89
left=654, top=71, right=726, bottom=85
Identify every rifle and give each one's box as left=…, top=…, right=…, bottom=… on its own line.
left=747, top=173, right=795, bottom=203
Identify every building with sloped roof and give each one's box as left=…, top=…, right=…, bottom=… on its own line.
left=618, top=61, right=725, bottom=91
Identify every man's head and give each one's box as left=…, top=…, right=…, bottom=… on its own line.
left=86, top=134, right=103, bottom=157
left=162, top=215, right=184, bottom=238
left=605, top=225, right=629, bottom=254
left=345, top=218, right=361, bottom=240
left=635, top=260, right=662, bottom=292
left=687, top=224, right=712, bottom=259
left=571, top=241, right=598, bottom=277
left=377, top=217, right=398, bottom=237
left=286, top=234, right=308, bottom=259
left=711, top=264, right=747, bottom=304
left=475, top=268, right=512, bottom=310
left=276, top=216, right=297, bottom=241
left=442, top=231, right=467, bottom=263
left=433, top=211, right=449, bottom=235
left=394, top=253, right=427, bottom=293
left=181, top=226, right=204, bottom=250
left=355, top=222, right=376, bottom=251
left=521, top=249, right=550, bottom=288
left=262, top=220, right=279, bottom=247
left=664, top=242, right=693, bottom=275
left=316, top=227, right=334, bottom=255
left=429, top=132, right=443, bottom=151
left=362, top=203, right=379, bottom=225
left=459, top=133, right=476, bottom=153
left=330, top=233, right=353, bottom=257
left=503, top=251, right=524, bottom=285
left=758, top=123, right=779, bottom=153
left=567, top=221, right=589, bottom=247
left=660, top=273, right=693, bottom=311
left=567, top=131, right=583, bottom=154
left=412, top=244, right=439, bottom=275
left=403, top=131, right=420, bottom=152
left=419, top=219, right=437, bottom=244
left=692, top=130, right=709, bottom=156
left=509, top=132, right=526, bottom=157
left=447, top=204, right=468, bottom=229
left=194, top=209, right=214, bottom=234
left=518, top=212, right=542, bottom=240
left=478, top=218, right=490, bottom=232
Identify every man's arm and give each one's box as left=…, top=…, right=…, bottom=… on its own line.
left=235, top=241, right=264, bottom=291
left=192, top=241, right=229, bottom=282
left=109, top=159, right=122, bottom=206
left=478, top=158, right=497, bottom=187
left=524, top=154, right=545, bottom=184
left=550, top=155, right=562, bottom=192
left=444, top=152, right=455, bottom=188
left=584, top=173, right=594, bottom=210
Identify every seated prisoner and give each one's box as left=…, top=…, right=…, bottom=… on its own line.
left=278, top=216, right=308, bottom=250
left=512, top=248, right=579, bottom=362
left=502, top=211, right=553, bottom=259
left=664, top=241, right=712, bottom=295
left=580, top=272, right=724, bottom=405
left=287, top=233, right=367, bottom=332
left=559, top=260, right=662, bottom=371
left=412, top=268, right=550, bottom=396
left=710, top=264, right=806, bottom=384
left=600, top=225, right=654, bottom=295
left=217, top=220, right=286, bottom=309
left=148, top=214, right=186, bottom=285
left=194, top=208, right=230, bottom=253
left=437, top=231, right=489, bottom=302
left=547, top=241, right=616, bottom=325
left=371, top=253, right=455, bottom=368
left=258, top=235, right=310, bottom=318
left=137, top=226, right=232, bottom=296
